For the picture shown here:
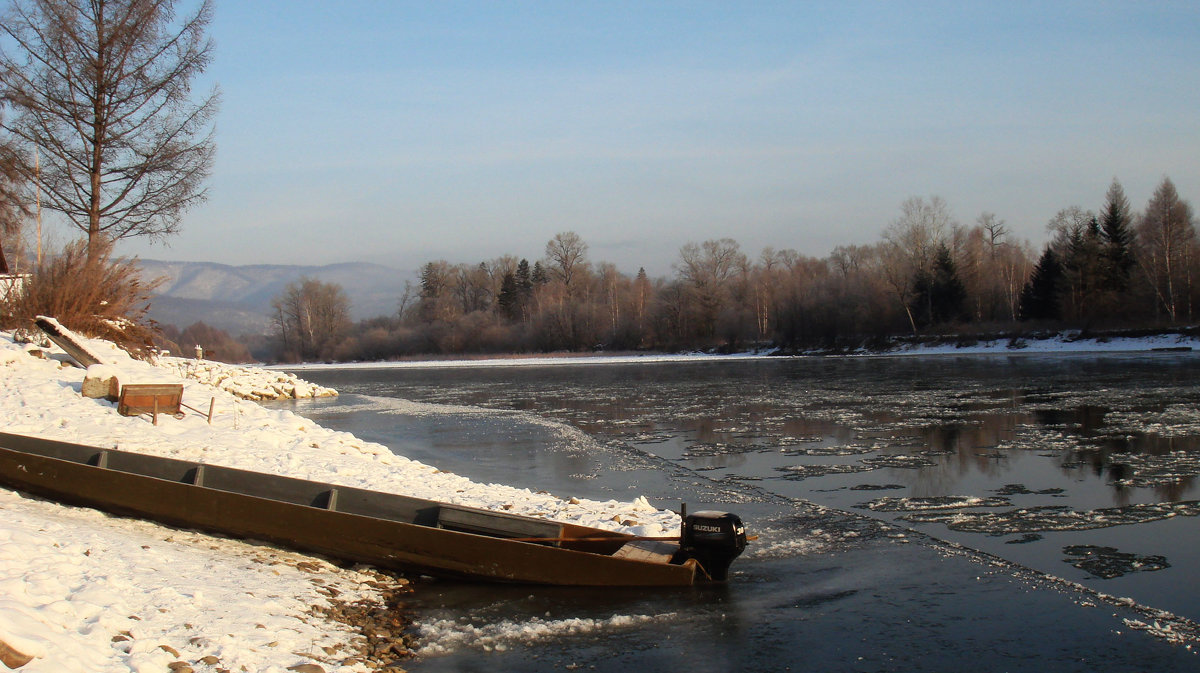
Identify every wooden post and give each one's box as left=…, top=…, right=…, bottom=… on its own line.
left=0, top=637, right=33, bottom=669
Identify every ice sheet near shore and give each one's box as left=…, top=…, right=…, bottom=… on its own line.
left=0, top=328, right=679, bottom=673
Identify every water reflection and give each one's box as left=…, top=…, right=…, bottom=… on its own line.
left=294, top=353, right=1200, bottom=621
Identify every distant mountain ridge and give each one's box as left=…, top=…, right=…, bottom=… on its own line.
left=137, top=260, right=411, bottom=335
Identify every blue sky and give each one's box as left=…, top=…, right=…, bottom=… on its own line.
left=110, top=1, right=1200, bottom=276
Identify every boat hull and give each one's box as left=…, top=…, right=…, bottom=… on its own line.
left=0, top=432, right=699, bottom=586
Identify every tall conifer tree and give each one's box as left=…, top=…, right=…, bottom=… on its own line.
left=930, top=244, right=967, bottom=324
left=1100, top=179, right=1135, bottom=293
left=1019, top=247, right=1063, bottom=321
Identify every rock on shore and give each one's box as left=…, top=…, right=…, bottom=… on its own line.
left=154, top=356, right=338, bottom=400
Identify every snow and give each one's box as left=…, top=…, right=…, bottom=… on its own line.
left=277, top=331, right=1200, bottom=372
left=154, top=357, right=336, bottom=401
left=4, top=326, right=1197, bottom=671
left=883, top=332, right=1200, bottom=356
left=0, top=329, right=681, bottom=672
left=280, top=351, right=778, bottom=371
left=413, top=613, right=671, bottom=656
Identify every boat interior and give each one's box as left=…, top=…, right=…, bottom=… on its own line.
left=0, top=432, right=628, bottom=553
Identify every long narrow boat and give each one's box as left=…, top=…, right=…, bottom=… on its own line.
left=0, top=431, right=747, bottom=586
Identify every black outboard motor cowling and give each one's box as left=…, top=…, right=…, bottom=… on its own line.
left=680, top=511, right=747, bottom=581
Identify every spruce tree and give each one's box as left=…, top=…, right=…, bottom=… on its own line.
left=1019, top=247, right=1063, bottom=321
left=910, top=268, right=935, bottom=328
left=930, top=244, right=967, bottom=324
left=497, top=272, right=520, bottom=322
left=1099, top=179, right=1135, bottom=293
left=515, top=259, right=533, bottom=296
left=531, top=261, right=548, bottom=285
left=909, top=244, right=966, bottom=326
left=1057, top=218, right=1106, bottom=321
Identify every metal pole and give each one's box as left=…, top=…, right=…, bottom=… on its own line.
left=35, top=148, right=42, bottom=265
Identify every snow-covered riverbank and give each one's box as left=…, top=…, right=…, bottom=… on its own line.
left=0, top=329, right=679, bottom=673
left=278, top=331, right=1200, bottom=372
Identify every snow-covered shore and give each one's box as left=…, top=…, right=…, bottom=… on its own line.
left=879, top=331, right=1200, bottom=356
left=0, top=328, right=679, bottom=673
left=155, top=356, right=337, bottom=401
left=278, top=331, right=1200, bottom=372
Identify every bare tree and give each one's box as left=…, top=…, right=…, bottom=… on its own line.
left=454, top=262, right=492, bottom=314
left=675, top=238, right=747, bottom=339
left=0, top=0, right=218, bottom=261
left=271, top=277, right=351, bottom=361
left=545, top=231, right=589, bottom=292
left=486, top=254, right=519, bottom=298
left=971, top=212, right=1029, bottom=322
left=1045, top=206, right=1095, bottom=254
left=977, top=211, right=1008, bottom=248
left=881, top=196, right=956, bottom=333
left=396, top=279, right=417, bottom=320
left=0, top=119, right=30, bottom=274
left=884, top=196, right=955, bottom=267
left=1136, top=177, right=1196, bottom=323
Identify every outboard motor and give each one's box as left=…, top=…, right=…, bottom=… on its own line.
left=680, top=511, right=747, bottom=581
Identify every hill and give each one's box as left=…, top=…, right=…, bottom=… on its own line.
left=136, top=260, right=412, bottom=335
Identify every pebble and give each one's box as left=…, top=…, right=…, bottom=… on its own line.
left=308, top=569, right=416, bottom=669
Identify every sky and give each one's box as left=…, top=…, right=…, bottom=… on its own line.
left=105, top=0, right=1200, bottom=277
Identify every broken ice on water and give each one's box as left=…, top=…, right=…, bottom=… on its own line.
left=1063, top=544, right=1171, bottom=579
left=901, top=500, right=1200, bottom=534
left=860, top=495, right=1012, bottom=512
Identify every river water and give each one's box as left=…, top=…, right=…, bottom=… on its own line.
left=280, top=353, right=1200, bottom=672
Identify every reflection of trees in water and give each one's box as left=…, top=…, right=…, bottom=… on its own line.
left=837, top=388, right=1200, bottom=504
left=1153, top=479, right=1193, bottom=503
left=320, top=357, right=1200, bottom=506
left=1033, top=405, right=1110, bottom=434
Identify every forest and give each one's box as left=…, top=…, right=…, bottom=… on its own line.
left=265, top=177, right=1197, bottom=363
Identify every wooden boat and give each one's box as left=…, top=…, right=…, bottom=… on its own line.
left=0, top=431, right=747, bottom=586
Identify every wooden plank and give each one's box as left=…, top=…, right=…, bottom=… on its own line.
left=35, top=316, right=103, bottom=367
left=118, top=383, right=183, bottom=421
left=0, top=637, right=34, bottom=670
left=438, top=505, right=564, bottom=540
left=613, top=540, right=678, bottom=563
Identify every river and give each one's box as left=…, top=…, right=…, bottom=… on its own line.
left=278, top=352, right=1200, bottom=672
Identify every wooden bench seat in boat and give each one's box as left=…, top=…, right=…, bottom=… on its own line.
left=613, top=540, right=678, bottom=563
left=437, top=504, right=564, bottom=544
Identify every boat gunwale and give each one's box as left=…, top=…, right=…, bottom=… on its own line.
left=0, top=431, right=701, bottom=586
